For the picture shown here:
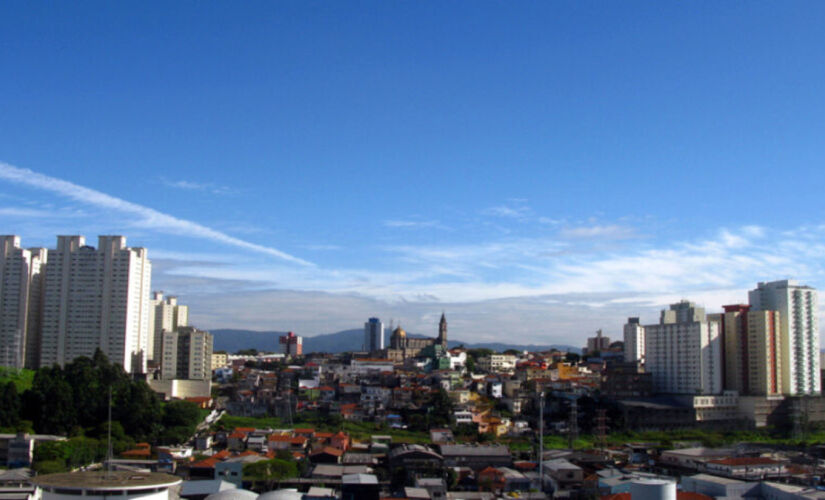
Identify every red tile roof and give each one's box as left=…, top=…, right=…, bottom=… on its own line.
left=311, top=446, right=344, bottom=457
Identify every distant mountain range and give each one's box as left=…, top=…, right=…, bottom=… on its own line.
left=211, top=328, right=581, bottom=354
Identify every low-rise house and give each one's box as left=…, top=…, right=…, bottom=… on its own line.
left=310, top=446, right=344, bottom=464
left=330, top=431, right=350, bottom=452
left=704, top=457, right=787, bottom=480
left=680, top=473, right=759, bottom=498
left=430, top=429, right=454, bottom=445
left=389, top=444, right=444, bottom=482
left=311, top=464, right=373, bottom=481
left=659, top=447, right=734, bottom=471
left=0, top=433, right=66, bottom=468
left=440, top=444, right=512, bottom=471
left=499, top=467, right=532, bottom=492
left=215, top=454, right=268, bottom=486
left=245, top=435, right=267, bottom=452
left=227, top=431, right=247, bottom=452
left=543, top=458, right=583, bottom=492
left=478, top=467, right=505, bottom=492
left=415, top=477, right=446, bottom=499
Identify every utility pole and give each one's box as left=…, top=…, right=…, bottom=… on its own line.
left=538, top=391, right=545, bottom=493
left=568, top=397, right=578, bottom=449
left=106, top=386, right=113, bottom=477
left=595, top=408, right=608, bottom=452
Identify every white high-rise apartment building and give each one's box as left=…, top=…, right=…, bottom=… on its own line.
left=39, top=236, right=152, bottom=373
left=644, top=301, right=722, bottom=395
left=0, top=236, right=47, bottom=369
left=749, top=280, right=820, bottom=395
left=623, top=317, right=645, bottom=364
left=161, top=326, right=212, bottom=380
left=364, top=317, right=384, bottom=352
left=148, top=292, right=189, bottom=362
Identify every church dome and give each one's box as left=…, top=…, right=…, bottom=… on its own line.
left=393, top=326, right=406, bottom=338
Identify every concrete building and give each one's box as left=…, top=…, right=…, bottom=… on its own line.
left=623, top=317, right=645, bottom=364
left=0, top=432, right=66, bottom=467
left=364, top=317, right=384, bottom=352
left=279, top=331, right=302, bottom=356
left=644, top=301, right=722, bottom=395
left=749, top=280, right=821, bottom=395
left=211, top=352, right=228, bottom=368
left=477, top=354, right=517, bottom=373
left=584, top=329, right=611, bottom=356
left=39, top=236, right=152, bottom=373
left=714, top=305, right=782, bottom=396
left=0, top=236, right=47, bottom=369
left=161, top=326, right=213, bottom=380
left=149, top=292, right=188, bottom=362
left=33, top=471, right=181, bottom=500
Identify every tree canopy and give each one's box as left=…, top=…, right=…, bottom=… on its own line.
left=6, top=350, right=202, bottom=446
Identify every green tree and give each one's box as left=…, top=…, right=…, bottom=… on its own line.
left=0, top=382, right=20, bottom=428
left=243, top=458, right=298, bottom=489
left=430, top=389, right=454, bottom=428
left=163, top=401, right=201, bottom=428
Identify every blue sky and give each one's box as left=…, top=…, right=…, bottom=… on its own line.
left=2, top=2, right=825, bottom=344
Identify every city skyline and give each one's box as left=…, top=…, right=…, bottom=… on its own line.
left=3, top=3, right=825, bottom=344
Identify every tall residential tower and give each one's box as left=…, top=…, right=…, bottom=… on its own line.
left=644, top=301, right=722, bottom=395
left=0, top=236, right=47, bottom=369
left=39, top=236, right=152, bottom=373
left=749, top=280, right=820, bottom=395
left=364, top=317, right=384, bottom=352
left=149, top=292, right=189, bottom=363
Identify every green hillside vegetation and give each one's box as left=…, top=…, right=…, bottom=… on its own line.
left=0, top=350, right=205, bottom=472
left=0, top=367, right=35, bottom=392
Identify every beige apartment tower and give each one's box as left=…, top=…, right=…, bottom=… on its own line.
left=0, top=236, right=47, bottom=369
left=148, top=292, right=189, bottom=362
left=718, top=305, right=782, bottom=396
left=161, top=326, right=213, bottom=380
left=39, top=236, right=152, bottom=373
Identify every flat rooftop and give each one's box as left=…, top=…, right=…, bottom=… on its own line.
left=32, top=471, right=181, bottom=490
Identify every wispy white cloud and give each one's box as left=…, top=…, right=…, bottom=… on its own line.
left=482, top=205, right=530, bottom=218
left=0, top=207, right=67, bottom=218
left=161, top=178, right=235, bottom=195
left=0, top=162, right=312, bottom=266
left=302, top=244, right=343, bottom=251
left=149, top=223, right=825, bottom=343
left=383, top=219, right=449, bottom=229
left=560, top=224, right=637, bottom=240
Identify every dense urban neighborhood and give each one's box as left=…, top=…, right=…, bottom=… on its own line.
left=4, top=275, right=825, bottom=499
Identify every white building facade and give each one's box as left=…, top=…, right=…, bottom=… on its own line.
left=749, top=280, right=821, bottom=395
left=0, top=236, right=47, bottom=369
left=644, top=301, right=722, bottom=395
left=39, top=236, right=152, bottom=373
left=623, top=317, right=645, bottom=364
left=149, top=292, right=189, bottom=362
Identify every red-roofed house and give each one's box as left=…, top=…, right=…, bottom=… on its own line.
left=330, top=431, right=350, bottom=452
left=227, top=431, right=247, bottom=451
left=310, top=446, right=344, bottom=464
left=121, top=442, right=151, bottom=459
left=478, top=466, right=505, bottom=493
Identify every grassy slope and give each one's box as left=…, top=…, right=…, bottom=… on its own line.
left=218, top=414, right=431, bottom=444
